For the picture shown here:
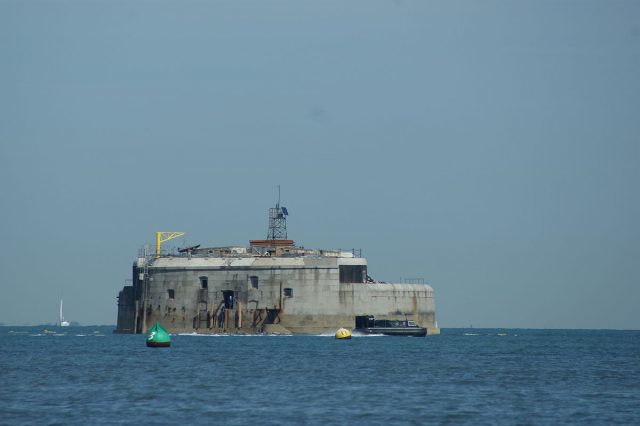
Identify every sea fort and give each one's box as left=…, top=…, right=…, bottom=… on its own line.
left=115, top=201, right=439, bottom=335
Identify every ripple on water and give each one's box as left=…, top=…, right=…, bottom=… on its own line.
left=0, top=327, right=638, bottom=425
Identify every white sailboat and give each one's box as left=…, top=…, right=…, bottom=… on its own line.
left=59, top=299, right=70, bottom=327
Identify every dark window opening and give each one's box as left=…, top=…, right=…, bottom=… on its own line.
left=222, top=290, right=234, bottom=309
left=339, top=265, right=367, bottom=283
left=200, top=276, right=208, bottom=289
left=167, top=289, right=175, bottom=299
left=283, top=288, right=293, bottom=297
left=249, top=276, right=259, bottom=289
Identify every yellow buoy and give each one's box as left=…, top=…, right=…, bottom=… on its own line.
left=335, top=328, right=352, bottom=339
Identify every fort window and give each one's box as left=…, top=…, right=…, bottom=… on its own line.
left=167, top=289, right=175, bottom=299
left=339, top=265, right=367, bottom=283
left=283, top=288, right=293, bottom=297
left=249, top=276, right=259, bottom=289
left=199, top=276, right=208, bottom=289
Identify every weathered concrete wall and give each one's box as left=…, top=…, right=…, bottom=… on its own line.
left=118, top=255, right=439, bottom=335
left=278, top=282, right=436, bottom=334
left=115, top=286, right=136, bottom=333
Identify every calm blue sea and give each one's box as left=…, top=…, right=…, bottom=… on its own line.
left=1, top=327, right=638, bottom=425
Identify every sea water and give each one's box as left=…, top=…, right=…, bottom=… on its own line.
left=1, top=327, right=638, bottom=425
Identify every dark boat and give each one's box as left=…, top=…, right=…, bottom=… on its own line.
left=354, top=315, right=427, bottom=337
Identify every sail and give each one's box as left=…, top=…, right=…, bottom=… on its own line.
left=59, top=299, right=70, bottom=326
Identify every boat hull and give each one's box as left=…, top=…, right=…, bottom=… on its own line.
left=355, top=327, right=427, bottom=337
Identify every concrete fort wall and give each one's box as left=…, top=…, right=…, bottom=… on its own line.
left=116, top=286, right=136, bottom=333
left=142, top=258, right=337, bottom=334
left=129, top=256, right=438, bottom=335
left=279, top=282, right=437, bottom=335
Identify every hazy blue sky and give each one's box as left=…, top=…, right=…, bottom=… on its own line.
left=1, top=1, right=638, bottom=328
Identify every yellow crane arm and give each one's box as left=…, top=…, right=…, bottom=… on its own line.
left=156, top=232, right=186, bottom=257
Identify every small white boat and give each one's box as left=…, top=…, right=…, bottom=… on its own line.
left=59, top=299, right=70, bottom=327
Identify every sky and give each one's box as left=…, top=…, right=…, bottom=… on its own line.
left=1, top=0, right=638, bottom=329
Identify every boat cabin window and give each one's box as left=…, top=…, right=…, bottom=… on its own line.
left=355, top=315, right=374, bottom=328
left=283, top=288, right=293, bottom=297
left=199, top=277, right=208, bottom=289
left=249, top=276, right=259, bottom=289
left=339, top=265, right=367, bottom=283
left=167, top=289, right=175, bottom=299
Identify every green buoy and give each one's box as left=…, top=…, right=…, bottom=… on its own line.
left=146, top=323, right=171, bottom=347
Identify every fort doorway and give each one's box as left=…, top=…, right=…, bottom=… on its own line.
left=265, top=309, right=279, bottom=324
left=222, top=290, right=234, bottom=309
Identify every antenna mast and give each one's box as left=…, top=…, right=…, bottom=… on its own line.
left=267, top=185, right=288, bottom=240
